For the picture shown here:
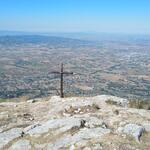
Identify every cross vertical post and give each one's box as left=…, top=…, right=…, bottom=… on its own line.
left=60, top=63, right=64, bottom=98
left=49, top=63, right=73, bottom=98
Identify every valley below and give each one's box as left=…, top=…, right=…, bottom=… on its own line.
left=0, top=35, right=149, bottom=101
left=0, top=34, right=150, bottom=150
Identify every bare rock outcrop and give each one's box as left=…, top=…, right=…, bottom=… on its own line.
left=0, top=128, right=23, bottom=149
left=0, top=95, right=150, bottom=150
left=117, top=123, right=145, bottom=142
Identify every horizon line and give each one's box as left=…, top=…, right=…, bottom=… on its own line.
left=0, top=30, right=150, bottom=36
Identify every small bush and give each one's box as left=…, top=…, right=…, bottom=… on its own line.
left=105, top=98, right=118, bottom=105
left=129, top=99, right=150, bottom=110
left=92, top=103, right=101, bottom=110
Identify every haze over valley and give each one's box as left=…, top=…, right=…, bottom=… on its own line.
left=0, top=34, right=149, bottom=101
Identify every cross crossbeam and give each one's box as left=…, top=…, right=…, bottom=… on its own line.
left=49, top=63, right=73, bottom=98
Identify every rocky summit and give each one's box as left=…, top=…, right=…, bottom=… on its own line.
left=0, top=95, right=150, bottom=150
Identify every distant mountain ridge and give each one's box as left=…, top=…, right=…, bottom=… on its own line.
left=0, top=35, right=93, bottom=45
left=1, top=31, right=150, bottom=42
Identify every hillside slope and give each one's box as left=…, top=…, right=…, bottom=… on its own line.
left=0, top=95, right=150, bottom=150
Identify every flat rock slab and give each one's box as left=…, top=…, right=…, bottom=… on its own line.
left=0, top=128, right=23, bottom=149
left=26, top=117, right=82, bottom=137
left=94, top=95, right=129, bottom=107
left=47, top=127, right=110, bottom=150
left=25, top=116, right=105, bottom=137
left=8, top=139, right=31, bottom=150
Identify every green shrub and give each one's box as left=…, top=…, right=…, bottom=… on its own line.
left=105, top=98, right=118, bottom=105
left=129, top=99, right=150, bottom=110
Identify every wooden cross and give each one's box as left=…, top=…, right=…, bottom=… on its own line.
left=50, top=63, right=73, bottom=98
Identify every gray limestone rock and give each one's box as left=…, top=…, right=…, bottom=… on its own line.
left=0, top=128, right=23, bottom=149
left=24, top=123, right=41, bottom=133
left=26, top=117, right=83, bottom=137
left=118, top=123, right=145, bottom=142
left=143, top=122, right=150, bottom=132
left=47, top=127, right=110, bottom=150
left=8, top=139, right=31, bottom=150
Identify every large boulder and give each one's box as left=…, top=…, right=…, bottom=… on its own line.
left=117, top=123, right=145, bottom=142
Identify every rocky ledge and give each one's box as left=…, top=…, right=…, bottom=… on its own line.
left=0, top=95, right=150, bottom=150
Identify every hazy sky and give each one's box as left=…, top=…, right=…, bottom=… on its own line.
left=0, top=0, right=150, bottom=34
